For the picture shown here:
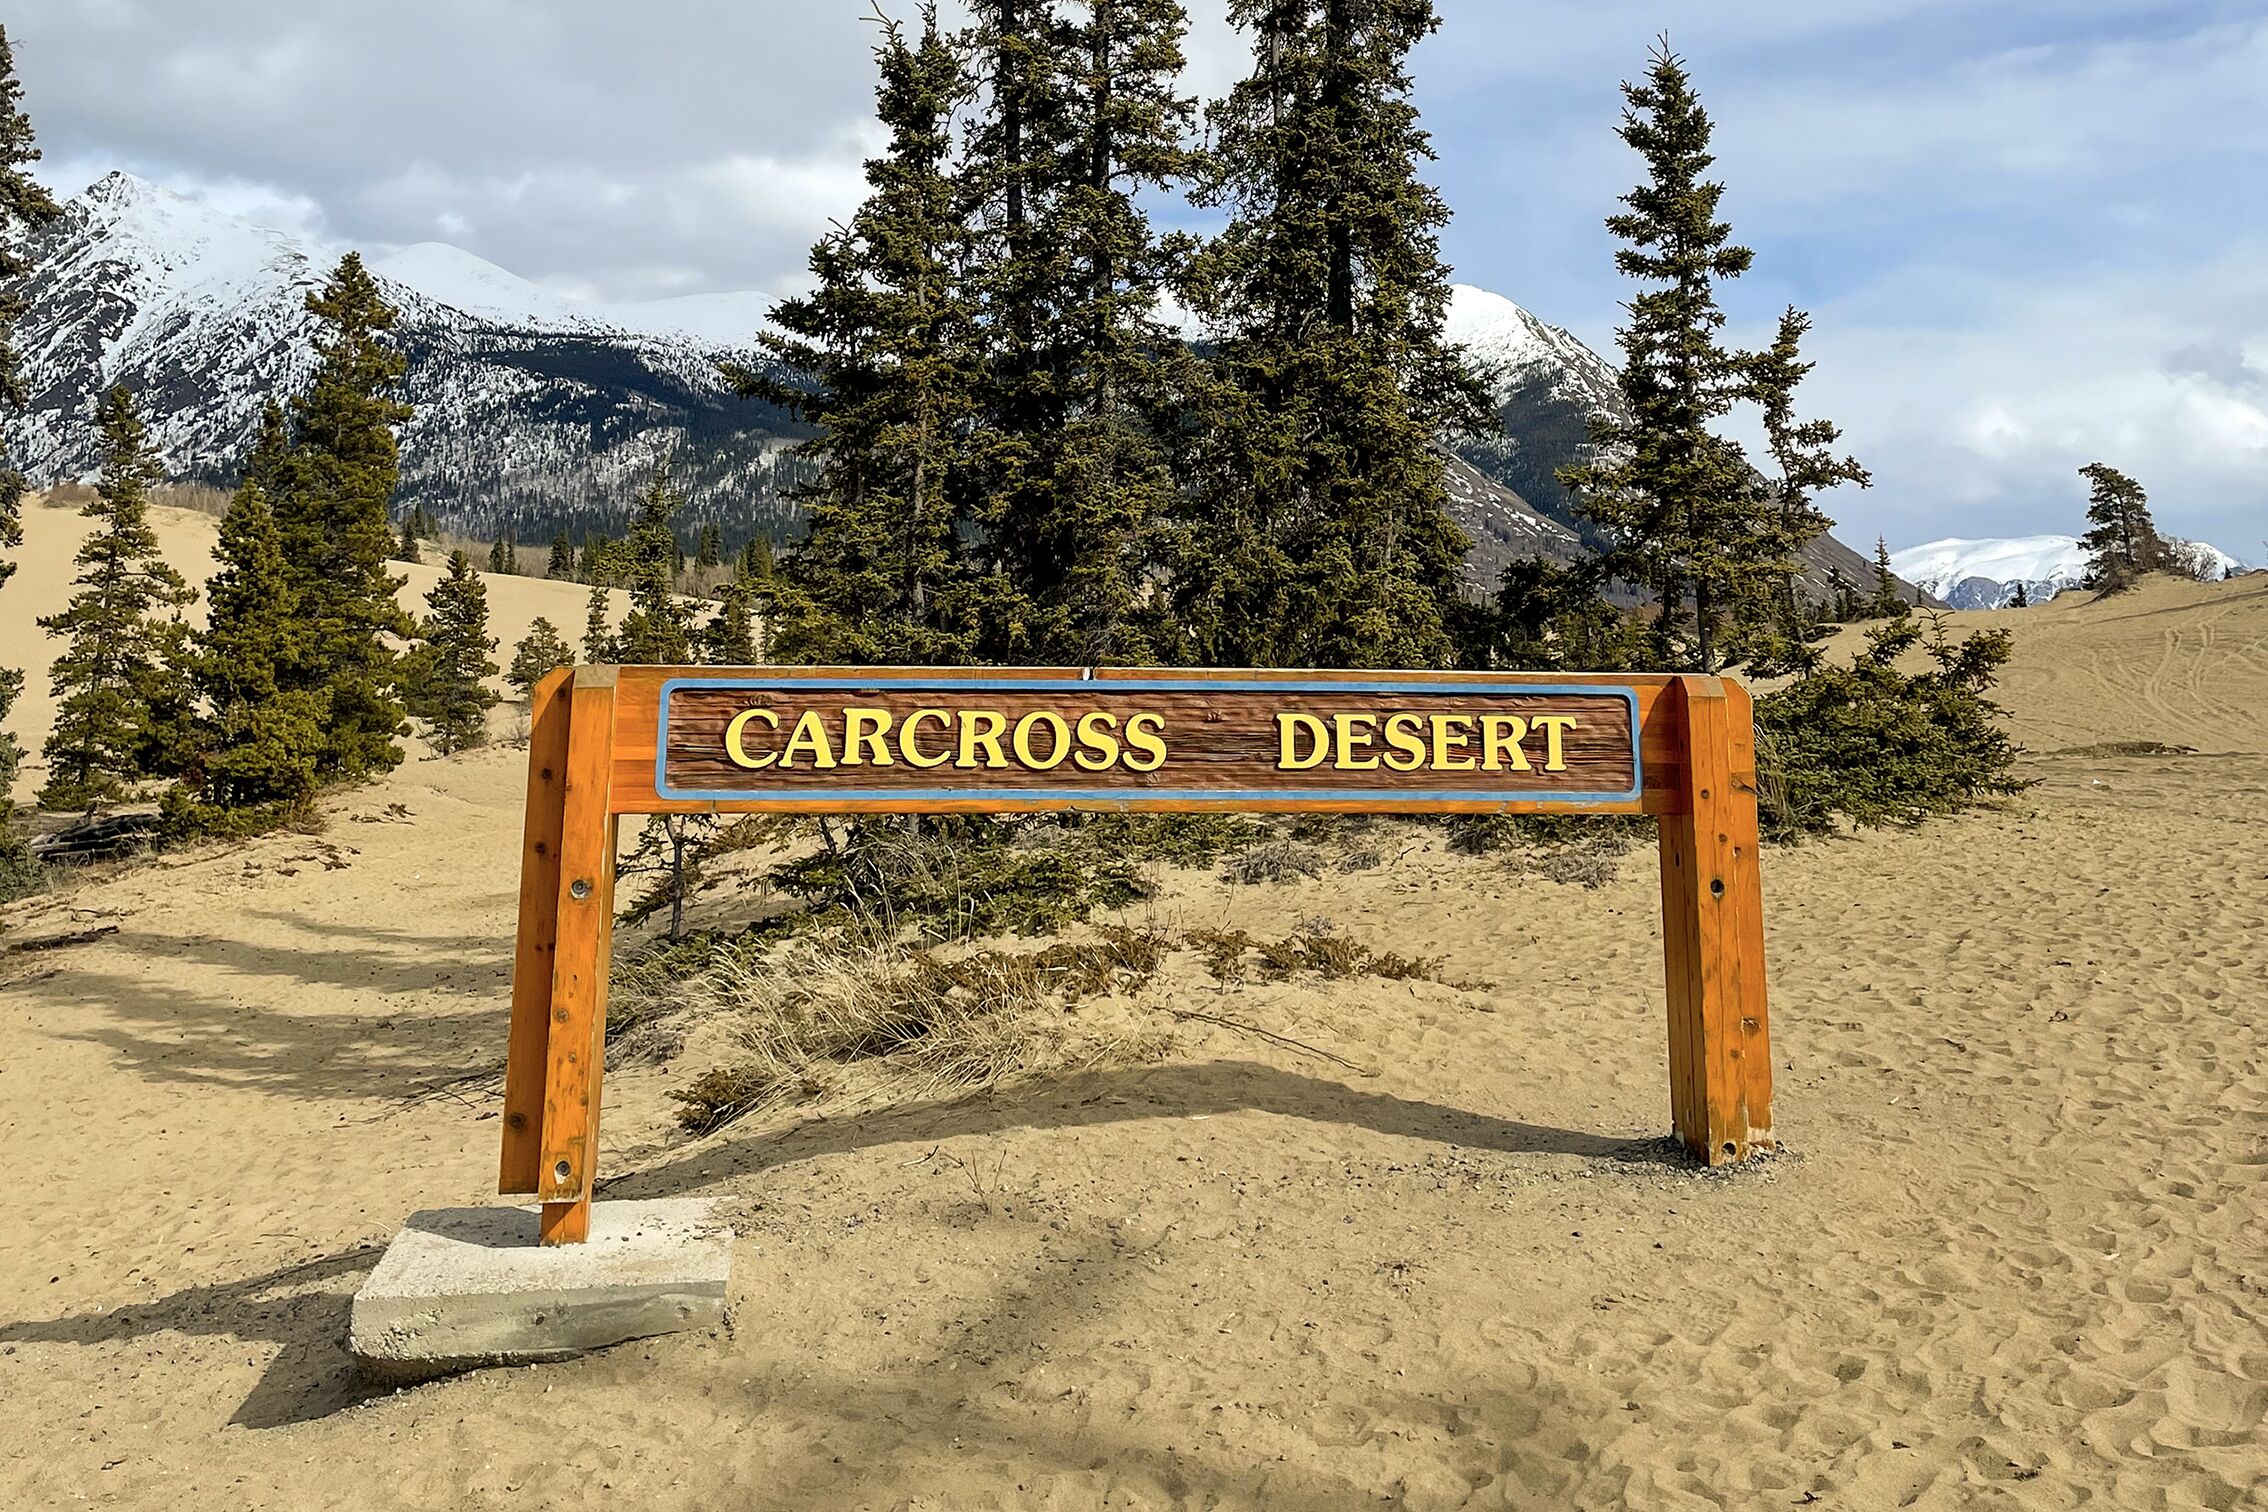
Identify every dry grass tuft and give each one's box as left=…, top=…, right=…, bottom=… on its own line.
left=665, top=926, right=1174, bottom=1135
left=1222, top=840, right=1325, bottom=886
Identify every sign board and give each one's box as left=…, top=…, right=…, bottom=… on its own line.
left=500, top=666, right=1775, bottom=1244
left=653, top=676, right=1641, bottom=807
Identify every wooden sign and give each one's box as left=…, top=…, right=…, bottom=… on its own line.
left=500, top=666, right=1774, bottom=1246
left=653, top=676, right=1640, bottom=808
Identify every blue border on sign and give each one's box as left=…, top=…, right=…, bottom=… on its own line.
left=652, top=676, right=1645, bottom=806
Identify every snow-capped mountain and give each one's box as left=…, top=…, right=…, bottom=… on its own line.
left=4, top=172, right=805, bottom=544
left=1892, top=535, right=2248, bottom=609
left=1444, top=284, right=1621, bottom=534
left=3, top=171, right=1906, bottom=598
left=1441, top=282, right=1916, bottom=604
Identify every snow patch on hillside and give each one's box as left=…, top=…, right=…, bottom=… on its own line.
left=1444, top=285, right=1619, bottom=409
left=371, top=242, right=774, bottom=346
left=1892, top=535, right=2249, bottom=609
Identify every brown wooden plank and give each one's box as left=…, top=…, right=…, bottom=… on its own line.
left=498, top=666, right=573, bottom=1194
left=594, top=665, right=1689, bottom=816
left=662, top=685, right=1637, bottom=798
left=536, top=668, right=621, bottom=1244
left=1658, top=677, right=1774, bottom=1164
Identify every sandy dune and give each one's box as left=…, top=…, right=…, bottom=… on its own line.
left=2, top=491, right=613, bottom=800
left=0, top=546, right=2263, bottom=1508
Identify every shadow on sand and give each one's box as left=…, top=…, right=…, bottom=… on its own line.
left=1, top=1059, right=1684, bottom=1431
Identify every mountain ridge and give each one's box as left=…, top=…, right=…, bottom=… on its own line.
left=6, top=170, right=1911, bottom=602
left=1892, top=534, right=2249, bottom=609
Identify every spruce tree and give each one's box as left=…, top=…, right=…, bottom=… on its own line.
left=1560, top=40, right=1762, bottom=671
left=1868, top=536, right=1910, bottom=620
left=36, top=386, right=197, bottom=809
left=397, top=515, right=422, bottom=564
left=2078, top=462, right=2163, bottom=593
left=579, top=537, right=620, bottom=661
left=1735, top=306, right=1869, bottom=671
left=739, top=534, right=776, bottom=583
left=275, top=254, right=415, bottom=779
left=2010, top=581, right=2030, bottom=610
left=0, top=25, right=57, bottom=415
left=166, top=480, right=327, bottom=830
left=615, top=467, right=696, bottom=665
left=702, top=579, right=761, bottom=665
left=0, top=24, right=62, bottom=893
left=696, top=521, right=722, bottom=570
left=732, top=7, right=984, bottom=665
left=963, top=0, right=1199, bottom=665
left=243, top=401, right=292, bottom=495
left=404, top=551, right=498, bottom=754
left=507, top=617, right=573, bottom=697
left=487, top=537, right=507, bottom=574
left=548, top=531, right=574, bottom=580
left=1174, top=0, right=1490, bottom=669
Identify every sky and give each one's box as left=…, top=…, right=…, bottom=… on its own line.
left=10, top=1, right=2266, bottom=556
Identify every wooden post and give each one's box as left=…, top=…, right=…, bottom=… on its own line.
left=536, top=668, right=621, bottom=1244
left=1657, top=676, right=1775, bottom=1164
left=499, top=667, right=573, bottom=1194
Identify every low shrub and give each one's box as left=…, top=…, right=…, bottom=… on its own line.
left=1755, top=615, right=2026, bottom=838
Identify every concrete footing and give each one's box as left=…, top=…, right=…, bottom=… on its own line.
left=349, top=1199, right=730, bottom=1382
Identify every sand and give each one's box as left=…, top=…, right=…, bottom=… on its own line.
left=2, top=491, right=615, bottom=801
left=1, top=505, right=2263, bottom=1508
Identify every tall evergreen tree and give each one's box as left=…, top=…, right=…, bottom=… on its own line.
left=1560, top=40, right=1762, bottom=671
left=2077, top=462, right=2163, bottom=593
left=1174, top=0, right=1490, bottom=669
left=275, top=254, right=416, bottom=778
left=547, top=531, right=575, bottom=580
left=1868, top=536, right=1910, bottom=620
left=964, top=0, right=1200, bottom=665
left=702, top=579, right=761, bottom=666
left=36, top=386, right=197, bottom=809
left=507, top=617, right=573, bottom=697
left=695, top=521, right=723, bottom=569
left=0, top=25, right=57, bottom=416
left=615, top=468, right=696, bottom=665
left=487, top=537, right=508, bottom=574
left=166, top=480, right=327, bottom=829
left=404, top=551, right=498, bottom=754
left=0, top=24, right=62, bottom=893
left=1733, top=306, right=1870, bottom=671
left=580, top=537, right=620, bottom=662
left=731, top=7, right=984, bottom=664
left=738, top=533, right=776, bottom=583
left=397, top=515, right=422, bottom=564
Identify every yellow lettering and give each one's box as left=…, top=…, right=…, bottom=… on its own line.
left=1073, top=711, right=1121, bottom=772
left=1481, top=715, right=1531, bottom=772
left=958, top=710, right=1009, bottom=770
left=1013, top=711, right=1072, bottom=770
left=899, top=708, right=952, bottom=769
left=1333, top=713, right=1380, bottom=771
left=1277, top=713, right=1328, bottom=771
left=779, top=709, right=838, bottom=769
left=1382, top=712, right=1427, bottom=773
left=723, top=708, right=780, bottom=769
left=1532, top=715, right=1578, bottom=773
left=1122, top=712, right=1167, bottom=773
left=1429, top=714, right=1477, bottom=772
left=841, top=707, right=894, bottom=766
